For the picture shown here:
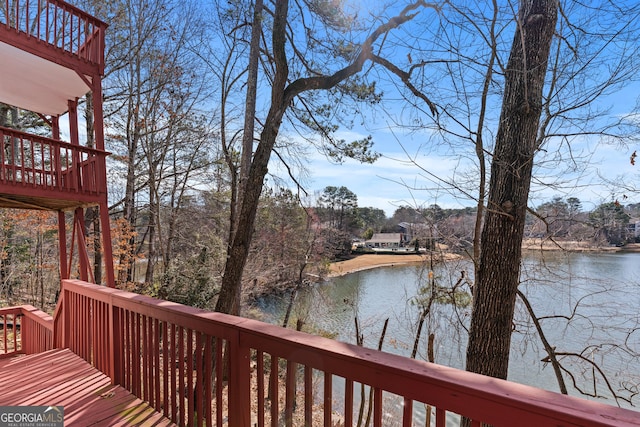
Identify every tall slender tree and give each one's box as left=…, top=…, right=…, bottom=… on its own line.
left=465, top=0, right=559, bottom=380
left=215, top=1, right=441, bottom=315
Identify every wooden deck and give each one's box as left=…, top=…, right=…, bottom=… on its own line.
left=3, top=282, right=640, bottom=426
left=0, top=349, right=175, bottom=426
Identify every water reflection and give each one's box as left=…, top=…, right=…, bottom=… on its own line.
left=255, top=251, right=640, bottom=410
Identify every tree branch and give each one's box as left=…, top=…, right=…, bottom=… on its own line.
left=282, top=1, right=441, bottom=108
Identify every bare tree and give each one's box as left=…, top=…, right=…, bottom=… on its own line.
left=97, top=0, right=213, bottom=285
left=366, top=0, right=640, bottom=386
left=465, top=0, right=559, bottom=380
left=214, top=1, right=442, bottom=315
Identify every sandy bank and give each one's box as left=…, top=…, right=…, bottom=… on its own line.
left=328, top=253, right=440, bottom=277
left=328, top=242, right=640, bottom=277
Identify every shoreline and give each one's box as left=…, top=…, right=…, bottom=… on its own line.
left=328, top=253, right=450, bottom=277
left=328, top=242, right=640, bottom=277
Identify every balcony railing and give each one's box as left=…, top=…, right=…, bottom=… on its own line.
left=0, top=304, right=53, bottom=358
left=41, top=279, right=637, bottom=427
left=1, top=0, right=105, bottom=69
left=0, top=125, right=107, bottom=200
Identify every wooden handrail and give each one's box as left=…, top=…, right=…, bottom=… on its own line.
left=53, top=279, right=640, bottom=427
left=0, top=125, right=108, bottom=196
left=0, top=0, right=106, bottom=70
left=0, top=304, right=53, bottom=358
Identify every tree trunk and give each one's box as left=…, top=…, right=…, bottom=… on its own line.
left=465, top=0, right=558, bottom=380
left=214, top=0, right=429, bottom=315
left=238, top=0, right=263, bottom=213
left=215, top=0, right=290, bottom=315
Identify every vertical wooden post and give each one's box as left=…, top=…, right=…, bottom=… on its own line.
left=109, top=296, right=121, bottom=385
left=67, top=99, right=80, bottom=191
left=228, top=331, right=251, bottom=427
left=51, top=116, right=64, bottom=191
left=54, top=113, right=69, bottom=287
left=62, top=285, right=70, bottom=349
left=51, top=116, right=59, bottom=139
left=74, top=208, right=91, bottom=282
left=99, top=201, right=115, bottom=287
left=58, top=211, right=68, bottom=280
left=93, top=71, right=115, bottom=288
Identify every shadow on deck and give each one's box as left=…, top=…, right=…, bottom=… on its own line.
left=0, top=348, right=175, bottom=426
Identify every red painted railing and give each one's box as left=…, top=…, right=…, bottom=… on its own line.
left=0, top=125, right=107, bottom=197
left=0, top=305, right=53, bottom=358
left=0, top=0, right=105, bottom=69
left=52, top=279, right=640, bottom=427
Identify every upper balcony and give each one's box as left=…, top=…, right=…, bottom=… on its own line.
left=0, top=0, right=106, bottom=117
left=0, top=125, right=107, bottom=209
left=0, top=0, right=107, bottom=210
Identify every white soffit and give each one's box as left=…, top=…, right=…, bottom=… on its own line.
left=0, top=41, right=91, bottom=116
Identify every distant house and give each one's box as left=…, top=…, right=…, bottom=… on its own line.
left=365, top=233, right=403, bottom=249
left=397, top=222, right=435, bottom=244
left=628, top=219, right=640, bottom=239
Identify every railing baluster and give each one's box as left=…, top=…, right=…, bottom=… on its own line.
left=436, top=407, right=446, bottom=427
left=344, top=379, right=353, bottom=427
left=19, top=136, right=25, bottom=186
left=153, top=318, right=161, bottom=412
left=25, top=0, right=29, bottom=36
left=2, top=313, right=7, bottom=354
left=12, top=314, right=18, bottom=353
left=170, top=323, right=177, bottom=423
left=373, top=388, right=382, bottom=427
left=256, top=350, right=265, bottom=427
left=142, top=314, right=149, bottom=403
left=186, top=328, right=193, bottom=427
left=285, top=359, right=296, bottom=427
left=37, top=0, right=41, bottom=39
left=323, top=372, right=332, bottom=427
left=80, top=294, right=85, bottom=358
left=194, top=331, right=203, bottom=426
left=304, top=366, right=312, bottom=427
left=213, top=338, right=224, bottom=426
left=92, top=299, right=97, bottom=367
left=402, top=398, right=413, bottom=427
left=178, top=326, right=185, bottom=426
left=30, top=137, right=35, bottom=186
left=204, top=334, right=213, bottom=427
left=45, top=0, right=50, bottom=44
left=123, top=309, right=130, bottom=391
left=0, top=128, right=5, bottom=183
left=162, top=320, right=169, bottom=419
left=270, top=354, right=279, bottom=427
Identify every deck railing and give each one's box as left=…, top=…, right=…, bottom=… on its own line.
left=0, top=0, right=105, bottom=68
left=0, top=304, right=53, bottom=358
left=52, top=279, right=640, bottom=427
left=0, top=125, right=107, bottom=197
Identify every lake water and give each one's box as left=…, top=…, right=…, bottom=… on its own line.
left=254, top=251, right=640, bottom=412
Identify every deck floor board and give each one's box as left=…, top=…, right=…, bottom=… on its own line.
left=0, top=349, right=176, bottom=426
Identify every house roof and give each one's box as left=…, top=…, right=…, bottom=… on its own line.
left=367, top=233, right=402, bottom=243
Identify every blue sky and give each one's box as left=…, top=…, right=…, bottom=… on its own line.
left=295, top=124, right=639, bottom=218
left=55, top=2, right=640, bottom=219
left=287, top=1, right=640, bottom=218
